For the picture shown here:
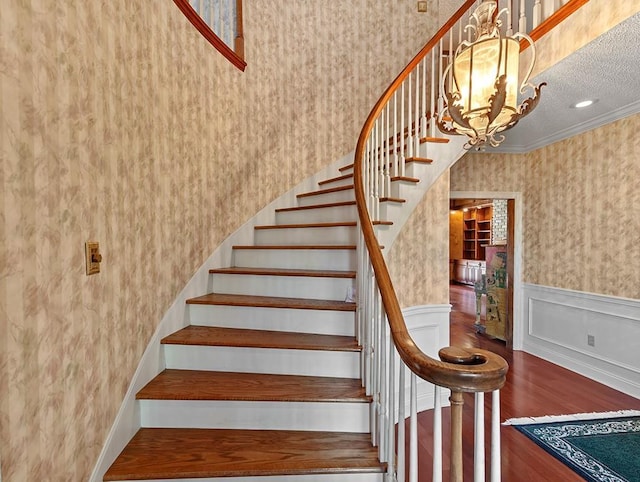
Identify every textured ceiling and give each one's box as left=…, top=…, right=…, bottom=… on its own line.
left=494, top=11, right=640, bottom=152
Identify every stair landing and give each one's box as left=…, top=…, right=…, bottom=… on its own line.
left=104, top=428, right=384, bottom=481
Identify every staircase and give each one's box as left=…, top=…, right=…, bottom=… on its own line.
left=103, top=159, right=441, bottom=481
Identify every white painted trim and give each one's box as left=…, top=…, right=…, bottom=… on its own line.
left=397, top=304, right=452, bottom=417
left=114, top=474, right=384, bottom=482
left=493, top=99, right=640, bottom=153
left=89, top=152, right=356, bottom=482
left=503, top=409, right=640, bottom=426
left=450, top=191, right=524, bottom=350
left=522, top=283, right=640, bottom=399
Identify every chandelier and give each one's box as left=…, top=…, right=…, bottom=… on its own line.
left=437, top=0, right=545, bottom=149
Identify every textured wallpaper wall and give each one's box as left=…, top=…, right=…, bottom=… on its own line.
left=388, top=172, right=451, bottom=307
left=0, top=0, right=441, bottom=479
left=451, top=113, right=640, bottom=300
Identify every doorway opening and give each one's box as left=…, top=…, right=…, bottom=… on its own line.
left=449, top=192, right=523, bottom=350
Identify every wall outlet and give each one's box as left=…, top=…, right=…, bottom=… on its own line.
left=417, top=1, right=428, bottom=13
left=587, top=334, right=595, bottom=347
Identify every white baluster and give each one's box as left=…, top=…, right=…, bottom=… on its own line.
left=400, top=82, right=405, bottom=175
left=409, top=373, right=418, bottom=482
left=386, top=331, right=395, bottom=477
left=397, top=363, right=406, bottom=482
left=491, top=390, right=501, bottom=482
left=373, top=120, right=379, bottom=221
left=544, top=0, right=560, bottom=23
left=407, top=74, right=413, bottom=160
left=421, top=57, right=427, bottom=139
left=506, top=0, right=514, bottom=36
left=393, top=92, right=399, bottom=178
left=430, top=51, right=436, bottom=138
left=379, top=299, right=387, bottom=462
left=474, top=392, right=485, bottom=482
left=437, top=39, right=444, bottom=119
left=519, top=0, right=527, bottom=33
left=533, top=0, right=542, bottom=29
left=385, top=107, right=391, bottom=197
left=414, top=66, right=420, bottom=155
left=433, top=385, right=443, bottom=482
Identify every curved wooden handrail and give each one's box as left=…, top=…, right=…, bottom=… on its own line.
left=353, top=0, right=508, bottom=393
left=173, top=0, right=247, bottom=72
left=520, top=0, right=590, bottom=51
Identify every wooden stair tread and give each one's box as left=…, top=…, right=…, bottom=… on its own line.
left=318, top=173, right=354, bottom=185
left=405, top=156, right=433, bottom=164
left=232, top=244, right=357, bottom=250
left=390, top=176, right=419, bottom=183
left=339, top=157, right=434, bottom=173
left=186, top=293, right=356, bottom=311
left=380, top=197, right=406, bottom=203
left=372, top=220, right=392, bottom=226
left=275, top=200, right=356, bottom=213
left=137, top=369, right=368, bottom=402
left=162, top=326, right=360, bottom=351
left=420, top=136, right=449, bottom=143
left=210, top=266, right=356, bottom=278
left=297, top=185, right=354, bottom=198
left=104, top=428, right=384, bottom=480
left=255, top=221, right=356, bottom=230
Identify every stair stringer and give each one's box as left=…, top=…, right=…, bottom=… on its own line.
left=375, top=135, right=468, bottom=252
left=89, top=152, right=357, bottom=482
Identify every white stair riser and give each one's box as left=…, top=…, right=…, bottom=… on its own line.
left=188, top=304, right=356, bottom=336
left=164, top=345, right=360, bottom=378
left=210, top=274, right=354, bottom=301
left=377, top=202, right=404, bottom=223
left=388, top=179, right=418, bottom=199
left=139, top=400, right=369, bottom=432
left=255, top=226, right=356, bottom=245
left=115, top=473, right=384, bottom=482
left=275, top=205, right=357, bottom=225
left=297, top=189, right=354, bottom=207
left=232, top=248, right=356, bottom=271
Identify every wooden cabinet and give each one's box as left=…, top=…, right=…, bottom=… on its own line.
left=462, top=206, right=492, bottom=261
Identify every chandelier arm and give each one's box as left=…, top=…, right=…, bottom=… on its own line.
left=512, top=31, right=538, bottom=89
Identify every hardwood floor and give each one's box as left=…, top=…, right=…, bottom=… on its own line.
left=410, top=284, right=640, bottom=481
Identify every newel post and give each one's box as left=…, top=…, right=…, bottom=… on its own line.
left=449, top=390, right=465, bottom=482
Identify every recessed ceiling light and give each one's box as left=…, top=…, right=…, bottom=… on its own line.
left=574, top=100, right=594, bottom=108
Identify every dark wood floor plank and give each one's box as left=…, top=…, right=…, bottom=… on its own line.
left=104, top=429, right=384, bottom=481
left=162, top=326, right=360, bottom=351
left=186, top=292, right=356, bottom=311
left=136, top=369, right=370, bottom=402
left=409, top=284, right=640, bottom=482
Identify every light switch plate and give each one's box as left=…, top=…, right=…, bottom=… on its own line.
left=417, top=1, right=428, bottom=13
left=85, top=241, right=101, bottom=275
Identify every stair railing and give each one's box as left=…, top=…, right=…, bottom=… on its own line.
left=355, top=1, right=507, bottom=481
left=354, top=1, right=587, bottom=480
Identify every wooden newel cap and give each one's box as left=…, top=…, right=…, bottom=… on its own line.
left=439, top=346, right=484, bottom=365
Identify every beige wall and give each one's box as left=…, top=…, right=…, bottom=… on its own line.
left=388, top=172, right=451, bottom=307
left=0, top=0, right=443, bottom=479
left=451, top=113, right=640, bottom=300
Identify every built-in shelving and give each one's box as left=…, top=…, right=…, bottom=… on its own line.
left=462, top=206, right=492, bottom=261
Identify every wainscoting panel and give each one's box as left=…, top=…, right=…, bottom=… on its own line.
left=398, top=304, right=452, bottom=416
left=522, top=284, right=640, bottom=398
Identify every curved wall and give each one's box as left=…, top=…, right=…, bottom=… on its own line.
left=0, top=1, right=442, bottom=479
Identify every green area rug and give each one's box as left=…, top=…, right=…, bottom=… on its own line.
left=505, top=411, right=640, bottom=482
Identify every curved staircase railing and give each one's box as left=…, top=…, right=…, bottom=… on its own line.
left=352, top=0, right=586, bottom=480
